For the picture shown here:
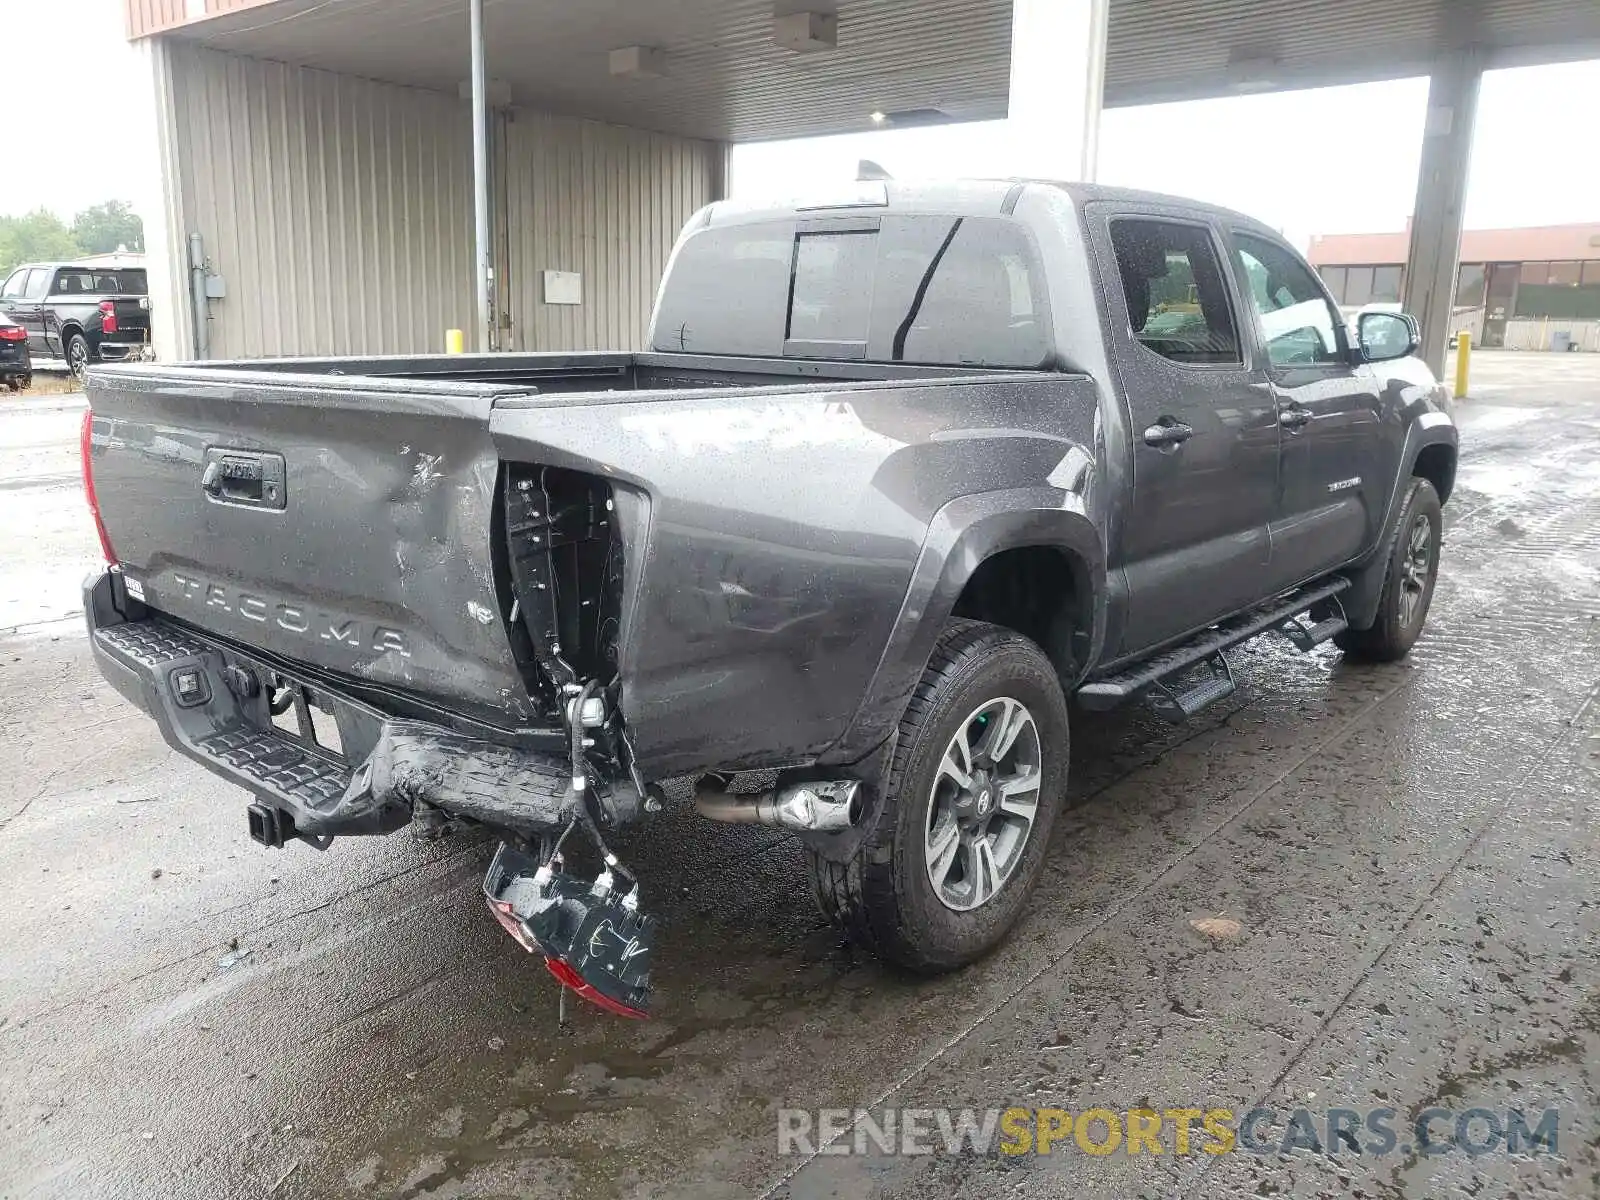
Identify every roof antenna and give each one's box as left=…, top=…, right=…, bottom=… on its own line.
left=857, top=159, right=893, bottom=181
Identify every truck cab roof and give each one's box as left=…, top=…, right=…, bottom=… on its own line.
left=700, top=178, right=1284, bottom=242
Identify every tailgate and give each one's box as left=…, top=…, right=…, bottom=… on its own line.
left=87, top=367, right=532, bottom=724
left=111, top=296, right=151, bottom=338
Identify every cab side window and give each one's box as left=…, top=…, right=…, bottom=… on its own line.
left=1, top=270, right=27, bottom=299
left=1233, top=233, right=1344, bottom=367
left=1109, top=219, right=1240, bottom=365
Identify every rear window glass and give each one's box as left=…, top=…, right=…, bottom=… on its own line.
left=788, top=231, right=877, bottom=349
left=652, top=224, right=792, bottom=356
left=894, top=220, right=1049, bottom=368
left=51, top=269, right=146, bottom=295
left=652, top=215, right=1051, bottom=368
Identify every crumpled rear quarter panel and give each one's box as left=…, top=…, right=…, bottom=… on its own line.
left=491, top=374, right=1100, bottom=778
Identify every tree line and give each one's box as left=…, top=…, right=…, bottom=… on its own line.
left=0, top=202, right=146, bottom=278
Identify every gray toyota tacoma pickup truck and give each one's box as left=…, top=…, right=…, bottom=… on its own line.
left=81, top=181, right=1456, bottom=1016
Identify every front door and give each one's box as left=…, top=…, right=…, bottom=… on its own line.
left=1228, top=230, right=1386, bottom=590
left=1092, top=209, right=1280, bottom=657
left=2, top=268, right=49, bottom=354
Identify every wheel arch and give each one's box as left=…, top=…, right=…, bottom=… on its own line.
left=1412, top=441, right=1456, bottom=505
left=1344, top=417, right=1457, bottom=629
left=818, top=487, right=1106, bottom=768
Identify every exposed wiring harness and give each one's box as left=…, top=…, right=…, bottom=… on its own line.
left=566, top=677, right=637, bottom=887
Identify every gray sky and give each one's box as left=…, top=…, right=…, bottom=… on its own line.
left=0, top=0, right=148, bottom=220
left=3, top=0, right=1596, bottom=248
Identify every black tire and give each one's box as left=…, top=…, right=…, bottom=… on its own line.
left=807, top=619, right=1068, bottom=974
left=65, top=333, right=90, bottom=384
left=1335, top=477, right=1442, bottom=662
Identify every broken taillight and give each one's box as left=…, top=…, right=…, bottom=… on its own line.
left=486, top=898, right=540, bottom=953
left=80, top=408, right=117, bottom=564
left=543, top=956, right=649, bottom=1020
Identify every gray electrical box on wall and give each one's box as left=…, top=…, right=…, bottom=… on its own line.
left=542, top=270, right=582, bottom=305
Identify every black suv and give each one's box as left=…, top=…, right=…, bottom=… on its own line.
left=0, top=262, right=152, bottom=380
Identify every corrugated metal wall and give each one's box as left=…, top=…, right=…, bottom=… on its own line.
left=165, top=41, right=719, bottom=359
left=168, top=41, right=474, bottom=358
left=502, top=111, right=718, bottom=352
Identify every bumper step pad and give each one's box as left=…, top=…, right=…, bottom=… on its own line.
left=90, top=613, right=588, bottom=843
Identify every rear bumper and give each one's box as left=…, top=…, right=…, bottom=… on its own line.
left=84, top=570, right=606, bottom=843
left=96, top=340, right=151, bottom=363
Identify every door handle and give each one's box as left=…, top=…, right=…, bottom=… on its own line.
left=1143, top=420, right=1193, bottom=448
left=1279, top=406, right=1312, bottom=430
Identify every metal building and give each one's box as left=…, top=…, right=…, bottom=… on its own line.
left=1310, top=221, right=1600, bottom=351
left=125, top=0, right=1600, bottom=371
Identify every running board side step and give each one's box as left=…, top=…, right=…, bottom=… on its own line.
left=1076, top=577, right=1351, bottom=719
left=1146, top=652, right=1235, bottom=722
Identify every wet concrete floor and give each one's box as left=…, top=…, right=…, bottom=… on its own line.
left=1, top=353, right=1597, bottom=1198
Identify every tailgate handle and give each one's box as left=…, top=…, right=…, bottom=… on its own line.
left=201, top=449, right=286, bottom=510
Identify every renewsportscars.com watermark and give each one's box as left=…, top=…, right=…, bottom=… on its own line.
left=778, top=1106, right=1563, bottom=1159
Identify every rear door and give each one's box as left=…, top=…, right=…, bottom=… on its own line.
left=1090, top=207, right=1280, bottom=655
left=1226, top=230, right=1386, bottom=588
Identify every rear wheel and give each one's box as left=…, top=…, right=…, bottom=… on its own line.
left=65, top=333, right=90, bottom=384
left=1335, top=477, right=1441, bottom=661
left=807, top=620, right=1068, bottom=973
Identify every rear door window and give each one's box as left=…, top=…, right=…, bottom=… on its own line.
left=1109, top=219, right=1241, bottom=365
left=24, top=269, right=51, bottom=299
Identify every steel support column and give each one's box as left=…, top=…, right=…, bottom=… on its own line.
left=1004, top=0, right=1109, bottom=181
left=1401, top=49, right=1483, bottom=377
left=469, top=0, right=493, bottom=353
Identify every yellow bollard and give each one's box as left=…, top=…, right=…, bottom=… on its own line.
left=1453, top=331, right=1470, bottom=399
left=445, top=329, right=465, bottom=355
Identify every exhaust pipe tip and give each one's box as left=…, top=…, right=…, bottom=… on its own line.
left=694, top=778, right=861, bottom=832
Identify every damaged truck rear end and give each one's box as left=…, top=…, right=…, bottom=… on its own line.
left=81, top=180, right=1457, bottom=1014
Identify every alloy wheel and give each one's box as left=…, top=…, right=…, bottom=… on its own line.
left=1398, top=514, right=1432, bottom=629
left=924, top=696, right=1042, bottom=912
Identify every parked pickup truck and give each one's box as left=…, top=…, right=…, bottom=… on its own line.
left=2, top=262, right=152, bottom=380
left=81, top=181, right=1456, bottom=1016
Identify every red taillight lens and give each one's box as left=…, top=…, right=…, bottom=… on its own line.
left=0, top=326, right=25, bottom=341
left=486, top=899, right=539, bottom=953
left=80, top=409, right=117, bottom=564
left=543, top=956, right=648, bottom=1020
left=99, top=300, right=118, bottom=335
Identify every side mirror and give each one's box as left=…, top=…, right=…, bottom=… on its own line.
left=1358, top=311, right=1419, bottom=362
